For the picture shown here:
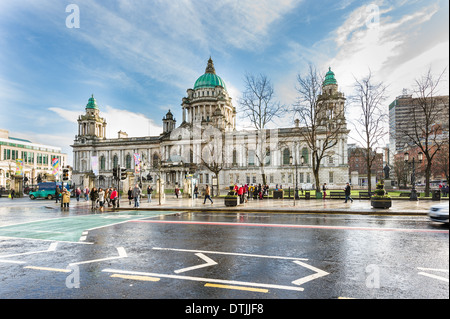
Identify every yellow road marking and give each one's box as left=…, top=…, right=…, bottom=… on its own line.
left=24, top=266, right=71, bottom=273
left=110, top=274, right=160, bottom=282
left=204, top=283, right=268, bottom=293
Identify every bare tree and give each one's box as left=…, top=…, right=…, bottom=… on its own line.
left=239, top=73, right=284, bottom=185
left=393, top=156, right=409, bottom=189
left=397, top=67, right=449, bottom=196
left=350, top=70, right=388, bottom=193
left=293, top=64, right=348, bottom=192
left=200, top=128, right=225, bottom=197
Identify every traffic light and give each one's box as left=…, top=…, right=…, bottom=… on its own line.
left=112, top=167, right=118, bottom=179
left=120, top=167, right=127, bottom=180
left=62, top=168, right=69, bottom=181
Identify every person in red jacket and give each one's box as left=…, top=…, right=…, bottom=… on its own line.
left=238, top=185, right=244, bottom=204
left=110, top=188, right=118, bottom=208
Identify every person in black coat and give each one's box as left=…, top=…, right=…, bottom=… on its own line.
left=344, top=182, right=353, bottom=203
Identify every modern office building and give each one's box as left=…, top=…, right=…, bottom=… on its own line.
left=388, top=92, right=449, bottom=164
left=0, top=129, right=68, bottom=190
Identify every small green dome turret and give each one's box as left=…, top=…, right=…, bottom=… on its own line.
left=86, top=94, right=99, bottom=110
left=323, top=67, right=337, bottom=87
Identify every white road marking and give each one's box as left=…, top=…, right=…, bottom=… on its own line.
left=418, top=272, right=449, bottom=283
left=0, top=242, right=57, bottom=259
left=417, top=267, right=449, bottom=273
left=103, top=268, right=305, bottom=292
left=174, top=253, right=217, bottom=274
left=291, top=260, right=330, bottom=286
left=69, top=247, right=127, bottom=266
left=153, top=247, right=308, bottom=261
left=417, top=267, right=449, bottom=283
left=0, top=259, right=26, bottom=264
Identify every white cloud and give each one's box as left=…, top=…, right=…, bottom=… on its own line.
left=320, top=1, right=447, bottom=147
left=49, top=105, right=163, bottom=139
left=48, top=107, right=79, bottom=124
left=102, top=105, right=162, bottom=138
left=324, top=2, right=445, bottom=97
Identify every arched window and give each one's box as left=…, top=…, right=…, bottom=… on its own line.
left=283, top=148, right=291, bottom=165
left=265, top=147, right=271, bottom=165
left=113, top=155, right=119, bottom=168
left=302, top=147, right=309, bottom=164
left=100, top=156, right=105, bottom=170
left=248, top=150, right=255, bottom=166
left=232, top=149, right=237, bottom=166
left=126, top=154, right=132, bottom=169
left=152, top=153, right=160, bottom=169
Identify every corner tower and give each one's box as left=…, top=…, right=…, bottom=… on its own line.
left=162, top=109, right=176, bottom=134
left=317, top=67, right=346, bottom=127
left=76, top=94, right=107, bottom=140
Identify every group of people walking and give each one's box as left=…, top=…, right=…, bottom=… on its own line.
left=232, top=183, right=270, bottom=204
left=62, top=186, right=119, bottom=211
left=127, top=184, right=152, bottom=208
left=55, top=183, right=156, bottom=211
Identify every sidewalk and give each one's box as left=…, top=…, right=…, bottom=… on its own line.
left=1, top=195, right=444, bottom=215
left=117, top=196, right=447, bottom=215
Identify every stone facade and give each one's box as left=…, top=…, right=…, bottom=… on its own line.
left=71, top=59, right=349, bottom=193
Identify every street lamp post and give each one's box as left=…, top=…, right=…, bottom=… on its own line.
left=404, top=151, right=423, bottom=201
left=289, top=153, right=304, bottom=206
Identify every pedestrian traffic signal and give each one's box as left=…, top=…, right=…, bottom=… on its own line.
left=112, top=167, right=118, bottom=179
left=120, top=167, right=127, bottom=180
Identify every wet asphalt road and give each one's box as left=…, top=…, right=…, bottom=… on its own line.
left=0, top=200, right=448, bottom=299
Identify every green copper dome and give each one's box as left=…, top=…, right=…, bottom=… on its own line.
left=86, top=94, right=99, bottom=109
left=323, top=67, right=337, bottom=86
left=193, top=58, right=227, bottom=91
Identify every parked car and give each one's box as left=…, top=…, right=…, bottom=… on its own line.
left=428, top=203, right=449, bottom=224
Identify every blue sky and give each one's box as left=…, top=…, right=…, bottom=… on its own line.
left=0, top=0, right=448, bottom=165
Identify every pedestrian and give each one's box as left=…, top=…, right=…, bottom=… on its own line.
left=105, top=187, right=111, bottom=207
left=9, top=188, right=15, bottom=200
left=344, top=182, right=353, bottom=203
left=84, top=187, right=90, bottom=201
left=322, top=183, right=327, bottom=200
left=62, top=187, right=70, bottom=209
left=110, top=188, right=118, bottom=208
left=90, top=187, right=98, bottom=209
left=175, top=186, right=179, bottom=199
left=203, top=185, right=213, bottom=204
left=98, top=188, right=105, bottom=212
left=147, top=185, right=153, bottom=203
left=132, top=183, right=141, bottom=208
left=55, top=185, right=61, bottom=203
left=194, top=184, right=199, bottom=199
left=238, top=185, right=244, bottom=204
left=75, top=187, right=81, bottom=202
left=249, top=184, right=254, bottom=200
left=128, top=187, right=133, bottom=205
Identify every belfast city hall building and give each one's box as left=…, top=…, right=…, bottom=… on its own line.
left=71, top=58, right=350, bottom=195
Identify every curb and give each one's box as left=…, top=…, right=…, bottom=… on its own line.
left=115, top=206, right=428, bottom=216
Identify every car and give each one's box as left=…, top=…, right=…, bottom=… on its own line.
left=29, top=182, right=71, bottom=200
left=428, top=203, right=449, bottom=224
